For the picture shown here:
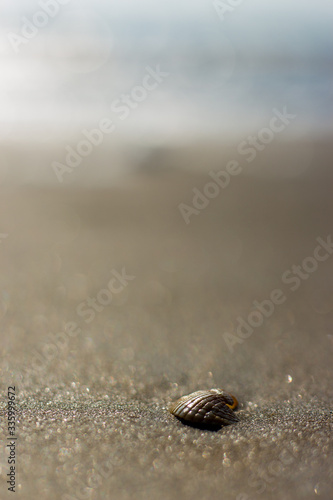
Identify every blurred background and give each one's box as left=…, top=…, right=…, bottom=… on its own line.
left=1, top=2, right=333, bottom=500
left=0, top=0, right=332, bottom=185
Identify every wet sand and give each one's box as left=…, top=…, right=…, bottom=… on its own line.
left=0, top=139, right=333, bottom=499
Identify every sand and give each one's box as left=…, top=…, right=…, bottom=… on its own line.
left=0, top=139, right=332, bottom=499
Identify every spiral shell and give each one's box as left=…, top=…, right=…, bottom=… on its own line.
left=169, top=389, right=239, bottom=428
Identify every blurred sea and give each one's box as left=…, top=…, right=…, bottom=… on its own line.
left=0, top=2, right=332, bottom=184
left=1, top=48, right=332, bottom=144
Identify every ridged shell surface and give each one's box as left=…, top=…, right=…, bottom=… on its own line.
left=169, top=389, right=239, bottom=427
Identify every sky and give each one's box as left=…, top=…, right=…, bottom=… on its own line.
left=0, top=0, right=332, bottom=146
left=0, top=0, right=332, bottom=184
left=1, top=0, right=332, bottom=55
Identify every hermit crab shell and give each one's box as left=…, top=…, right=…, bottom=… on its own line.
left=169, top=389, right=239, bottom=428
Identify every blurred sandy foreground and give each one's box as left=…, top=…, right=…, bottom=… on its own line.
left=0, top=137, right=333, bottom=500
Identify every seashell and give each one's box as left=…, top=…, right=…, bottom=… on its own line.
left=169, top=389, right=239, bottom=428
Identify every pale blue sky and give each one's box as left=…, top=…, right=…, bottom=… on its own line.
left=1, top=0, right=332, bottom=57
left=0, top=0, right=332, bottom=152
